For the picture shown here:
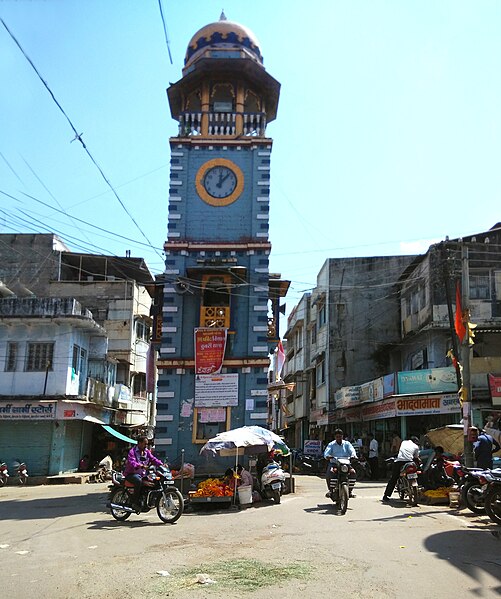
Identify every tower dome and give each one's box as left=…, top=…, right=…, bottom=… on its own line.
left=184, top=12, right=263, bottom=68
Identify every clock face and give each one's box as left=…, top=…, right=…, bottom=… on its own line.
left=203, top=166, right=237, bottom=199
left=196, top=159, right=244, bottom=207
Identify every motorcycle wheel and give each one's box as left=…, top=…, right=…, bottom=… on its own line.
left=19, top=475, right=27, bottom=486
left=337, top=484, right=349, bottom=514
left=272, top=489, right=281, bottom=504
left=484, top=487, right=501, bottom=525
left=410, top=486, right=419, bottom=507
left=110, top=489, right=132, bottom=521
left=461, top=481, right=485, bottom=514
left=0, top=477, right=6, bottom=487
left=156, top=488, right=184, bottom=523
left=397, top=481, right=405, bottom=501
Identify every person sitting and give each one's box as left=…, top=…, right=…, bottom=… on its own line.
left=324, top=429, right=357, bottom=498
left=423, top=446, right=454, bottom=490
left=223, top=468, right=237, bottom=491
left=236, top=464, right=253, bottom=488
left=123, top=436, right=162, bottom=511
left=78, top=455, right=89, bottom=472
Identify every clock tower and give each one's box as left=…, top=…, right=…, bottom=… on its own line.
left=155, top=14, right=289, bottom=468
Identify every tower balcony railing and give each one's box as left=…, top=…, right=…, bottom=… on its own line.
left=200, top=306, right=230, bottom=328
left=178, top=112, right=267, bottom=137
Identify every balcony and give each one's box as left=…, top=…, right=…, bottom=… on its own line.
left=0, top=296, right=92, bottom=319
left=200, top=306, right=230, bottom=328
left=178, top=111, right=267, bottom=138
left=86, top=377, right=114, bottom=406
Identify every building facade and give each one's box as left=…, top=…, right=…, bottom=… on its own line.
left=156, top=15, right=288, bottom=469
left=0, top=233, right=156, bottom=474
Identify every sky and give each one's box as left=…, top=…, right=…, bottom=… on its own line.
left=1, top=0, right=500, bottom=319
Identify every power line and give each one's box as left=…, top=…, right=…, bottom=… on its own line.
left=157, top=0, right=173, bottom=65
left=0, top=17, right=163, bottom=261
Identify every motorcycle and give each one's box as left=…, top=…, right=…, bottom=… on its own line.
left=96, top=455, right=113, bottom=483
left=326, top=457, right=354, bottom=514
left=459, top=468, right=488, bottom=514
left=386, top=458, right=420, bottom=506
left=353, top=454, right=371, bottom=481
left=16, top=462, right=28, bottom=485
left=482, top=469, right=501, bottom=525
left=0, top=462, right=9, bottom=486
left=108, top=464, right=184, bottom=523
left=260, top=460, right=286, bottom=504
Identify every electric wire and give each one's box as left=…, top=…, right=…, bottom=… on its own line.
left=0, top=17, right=162, bottom=261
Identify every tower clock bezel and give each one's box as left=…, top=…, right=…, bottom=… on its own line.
left=195, top=158, right=244, bottom=207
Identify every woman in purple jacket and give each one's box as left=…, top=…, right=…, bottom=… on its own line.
left=123, top=436, right=162, bottom=509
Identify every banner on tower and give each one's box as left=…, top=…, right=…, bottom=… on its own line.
left=194, top=327, right=227, bottom=375
left=195, top=373, right=239, bottom=407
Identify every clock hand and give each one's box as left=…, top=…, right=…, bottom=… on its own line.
left=220, top=172, right=231, bottom=185
left=216, top=170, right=224, bottom=188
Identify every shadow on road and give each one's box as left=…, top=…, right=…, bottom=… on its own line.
left=303, top=502, right=353, bottom=516
left=0, top=490, right=108, bottom=520
left=424, top=529, right=501, bottom=590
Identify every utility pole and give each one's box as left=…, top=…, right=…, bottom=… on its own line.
left=440, top=242, right=462, bottom=390
left=461, top=243, right=474, bottom=467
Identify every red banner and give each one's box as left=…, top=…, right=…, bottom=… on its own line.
left=194, top=328, right=227, bottom=375
left=488, top=374, right=501, bottom=398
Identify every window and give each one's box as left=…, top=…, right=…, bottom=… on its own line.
left=72, top=344, right=87, bottom=375
left=316, top=359, right=325, bottom=386
left=26, top=343, right=54, bottom=372
left=135, top=319, right=150, bottom=342
left=6, top=342, right=17, bottom=372
left=318, top=302, right=326, bottom=327
left=310, top=322, right=317, bottom=345
left=470, top=271, right=491, bottom=300
left=192, top=407, right=231, bottom=443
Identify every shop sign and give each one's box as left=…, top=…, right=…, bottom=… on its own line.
left=383, top=373, right=396, bottom=397
left=194, top=328, right=227, bottom=375
left=397, top=367, right=457, bottom=394
left=373, top=377, right=384, bottom=401
left=304, top=440, right=322, bottom=456
left=336, top=407, right=362, bottom=422
left=488, top=374, right=501, bottom=399
left=317, top=414, right=329, bottom=426
left=195, top=373, right=238, bottom=407
left=360, top=382, right=374, bottom=403
left=361, top=399, right=396, bottom=421
left=310, top=408, right=325, bottom=423
left=335, top=386, right=361, bottom=409
left=395, top=394, right=461, bottom=416
left=0, top=401, right=56, bottom=420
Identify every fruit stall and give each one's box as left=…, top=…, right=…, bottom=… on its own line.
left=188, top=476, right=235, bottom=506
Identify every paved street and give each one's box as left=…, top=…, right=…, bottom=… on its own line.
left=0, top=476, right=500, bottom=599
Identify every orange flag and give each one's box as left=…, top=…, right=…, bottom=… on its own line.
left=454, top=281, right=466, bottom=342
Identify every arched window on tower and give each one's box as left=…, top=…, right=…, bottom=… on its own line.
left=181, top=89, right=202, bottom=136
left=200, top=274, right=231, bottom=328
left=209, top=83, right=236, bottom=135
left=244, top=89, right=264, bottom=136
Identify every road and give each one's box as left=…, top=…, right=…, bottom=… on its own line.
left=0, top=476, right=500, bottom=598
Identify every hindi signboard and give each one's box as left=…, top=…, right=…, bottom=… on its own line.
left=195, top=373, right=239, bottom=407
left=0, top=401, right=56, bottom=420
left=194, top=328, right=227, bottom=375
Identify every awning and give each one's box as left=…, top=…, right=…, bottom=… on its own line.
left=101, top=425, right=137, bottom=444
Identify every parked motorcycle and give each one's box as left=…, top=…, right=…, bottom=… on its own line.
left=482, top=469, right=501, bottom=525
left=260, top=460, right=286, bottom=504
left=326, top=457, right=354, bottom=514
left=96, top=455, right=113, bottom=483
left=459, top=468, right=488, bottom=514
left=108, top=464, right=184, bottom=523
left=386, top=458, right=420, bottom=506
left=0, top=462, right=9, bottom=486
left=16, top=462, right=28, bottom=485
left=353, top=454, right=371, bottom=481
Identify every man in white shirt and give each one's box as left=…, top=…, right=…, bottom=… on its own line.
left=367, top=433, right=379, bottom=480
left=382, top=436, right=421, bottom=502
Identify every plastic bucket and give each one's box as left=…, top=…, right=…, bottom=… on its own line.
left=238, top=485, right=253, bottom=505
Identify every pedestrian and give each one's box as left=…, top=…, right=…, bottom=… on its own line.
left=368, top=433, right=379, bottom=480
left=472, top=428, right=500, bottom=469
left=382, top=436, right=421, bottom=502
left=390, top=431, right=402, bottom=455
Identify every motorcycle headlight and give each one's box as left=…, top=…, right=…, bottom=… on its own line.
left=341, top=464, right=349, bottom=473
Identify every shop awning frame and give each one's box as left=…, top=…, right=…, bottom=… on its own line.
left=101, top=425, right=137, bottom=444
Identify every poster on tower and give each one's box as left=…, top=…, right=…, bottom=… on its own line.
left=195, top=373, right=239, bottom=407
left=194, top=327, right=227, bottom=375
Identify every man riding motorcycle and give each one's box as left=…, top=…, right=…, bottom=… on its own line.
left=123, top=436, right=162, bottom=511
left=324, top=428, right=357, bottom=498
